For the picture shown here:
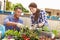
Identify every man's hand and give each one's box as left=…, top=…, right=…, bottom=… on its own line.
left=17, top=23, right=24, bottom=28
left=6, top=22, right=17, bottom=27
left=6, top=22, right=24, bottom=28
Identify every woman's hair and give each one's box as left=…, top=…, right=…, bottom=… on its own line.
left=29, top=2, right=37, bottom=8
left=34, top=9, right=40, bottom=21
left=29, top=2, right=40, bottom=21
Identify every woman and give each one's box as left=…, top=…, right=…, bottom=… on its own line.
left=29, top=2, right=48, bottom=29
left=28, top=3, right=55, bottom=39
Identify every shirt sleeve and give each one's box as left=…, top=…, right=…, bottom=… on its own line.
left=40, top=10, right=47, bottom=24
left=4, top=16, right=10, bottom=25
left=30, top=15, right=34, bottom=24
left=20, top=20, right=23, bottom=24
left=19, top=18, right=23, bottom=24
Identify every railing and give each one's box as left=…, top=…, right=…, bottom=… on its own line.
left=47, top=16, right=60, bottom=21
left=0, top=10, right=13, bottom=15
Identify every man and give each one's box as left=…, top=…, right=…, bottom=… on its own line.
left=4, top=7, right=23, bottom=31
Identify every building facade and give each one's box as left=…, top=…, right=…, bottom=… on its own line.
left=0, top=0, right=6, bottom=10
left=45, top=8, right=60, bottom=17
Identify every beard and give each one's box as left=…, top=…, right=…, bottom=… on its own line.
left=16, top=15, right=21, bottom=19
left=14, top=14, right=20, bottom=19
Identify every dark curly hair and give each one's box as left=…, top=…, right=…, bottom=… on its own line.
left=14, top=6, right=22, bottom=11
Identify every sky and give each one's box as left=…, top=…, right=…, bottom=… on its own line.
left=8, top=0, right=60, bottom=10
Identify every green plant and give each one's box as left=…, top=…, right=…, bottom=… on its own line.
left=42, top=26, right=50, bottom=32
left=5, top=30, right=14, bottom=36
left=52, top=30, right=58, bottom=36
left=5, top=26, right=53, bottom=40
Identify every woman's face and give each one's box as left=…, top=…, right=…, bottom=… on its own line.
left=29, top=7, right=37, bottom=13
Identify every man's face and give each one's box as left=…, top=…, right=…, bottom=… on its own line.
left=14, top=9, right=22, bottom=18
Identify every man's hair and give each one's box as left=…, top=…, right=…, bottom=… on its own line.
left=14, top=6, right=22, bottom=11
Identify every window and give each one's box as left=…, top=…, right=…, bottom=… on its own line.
left=46, top=11, right=51, bottom=16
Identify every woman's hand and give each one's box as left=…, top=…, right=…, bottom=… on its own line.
left=38, top=23, right=44, bottom=28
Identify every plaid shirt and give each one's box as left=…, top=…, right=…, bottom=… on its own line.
left=31, top=10, right=48, bottom=26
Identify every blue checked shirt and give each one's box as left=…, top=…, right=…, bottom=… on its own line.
left=31, top=10, right=48, bottom=26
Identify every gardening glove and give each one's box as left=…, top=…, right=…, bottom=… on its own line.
left=38, top=23, right=44, bottom=28
left=17, top=23, right=24, bottom=28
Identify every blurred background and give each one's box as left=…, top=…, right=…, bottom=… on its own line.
left=0, top=0, right=60, bottom=38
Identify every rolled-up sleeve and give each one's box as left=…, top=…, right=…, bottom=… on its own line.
left=4, top=17, right=9, bottom=25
